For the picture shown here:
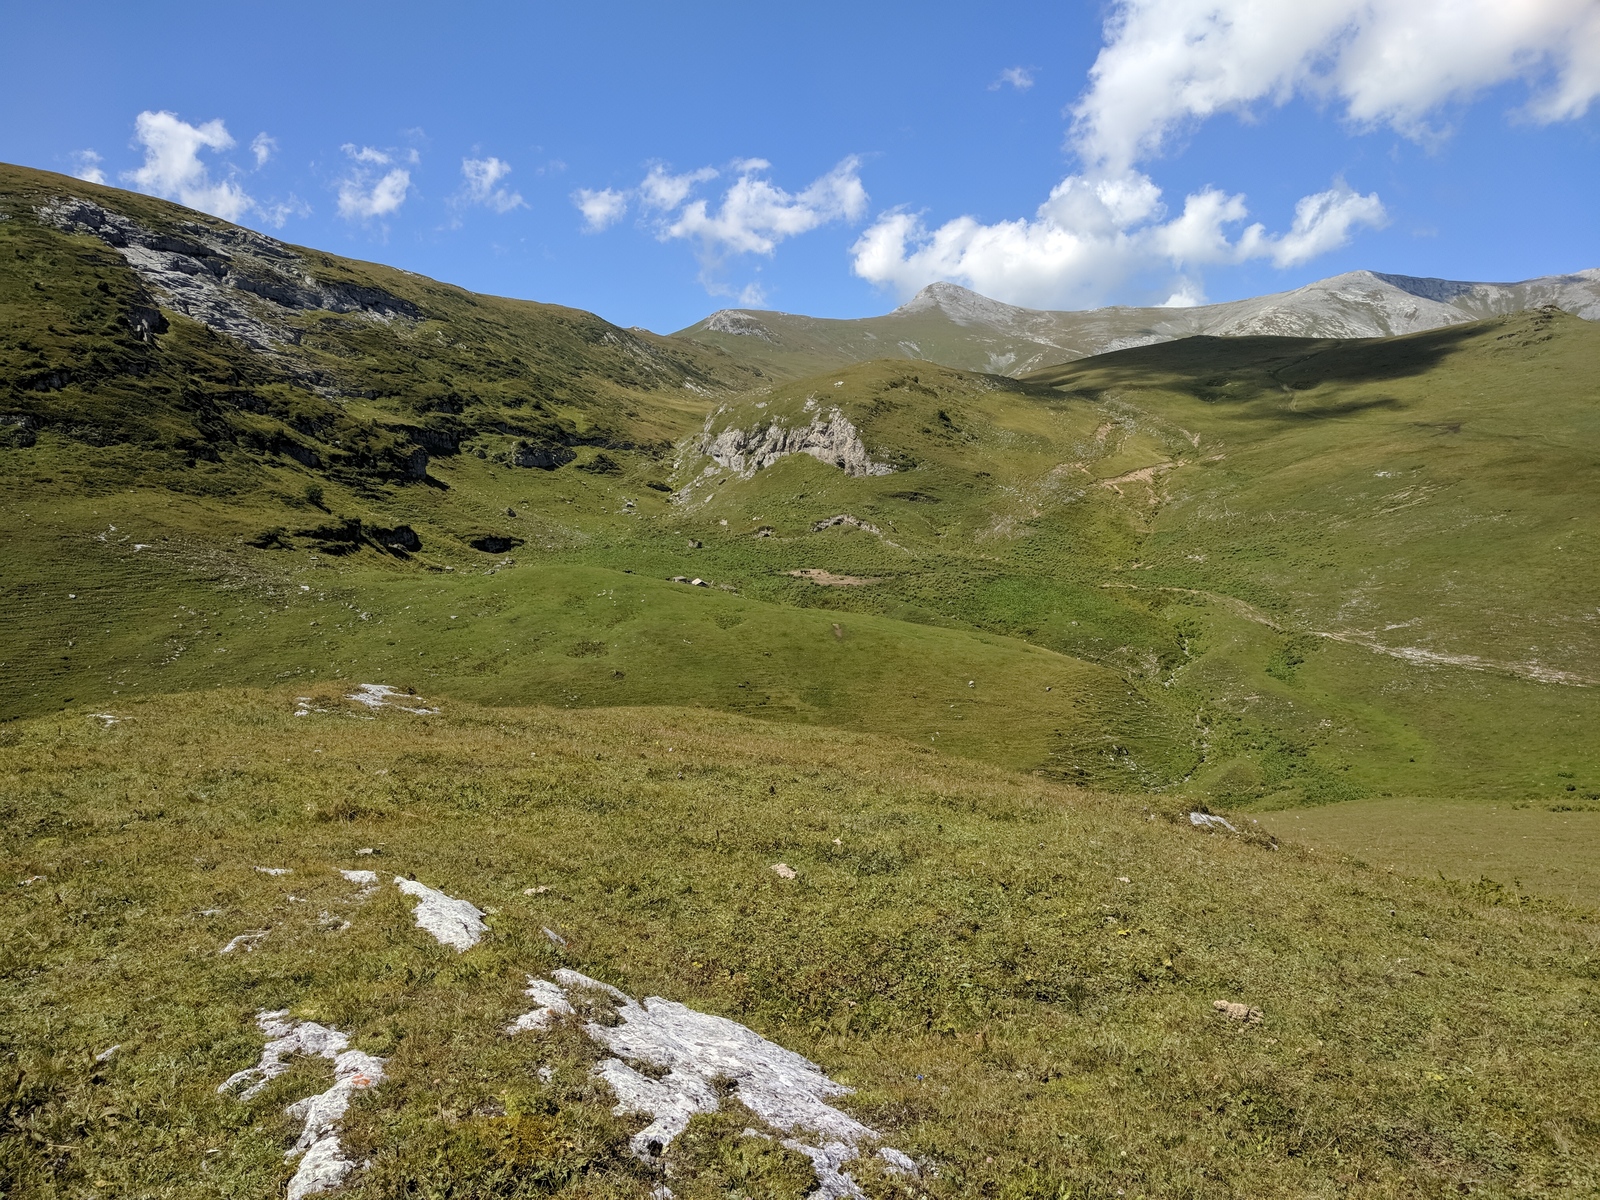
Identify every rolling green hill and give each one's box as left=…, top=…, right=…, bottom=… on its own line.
left=3, top=162, right=1600, bottom=1198
left=4, top=162, right=1598, bottom=809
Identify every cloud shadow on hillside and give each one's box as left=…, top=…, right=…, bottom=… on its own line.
left=1030, top=321, right=1493, bottom=403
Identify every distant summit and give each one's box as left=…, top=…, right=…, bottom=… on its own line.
left=678, top=268, right=1600, bottom=380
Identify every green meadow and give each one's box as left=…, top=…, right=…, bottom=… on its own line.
left=4, top=692, right=1598, bottom=1198
left=3, top=164, right=1600, bottom=1196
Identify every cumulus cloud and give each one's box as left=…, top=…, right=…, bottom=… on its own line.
left=1075, top=0, right=1600, bottom=172
left=853, top=0, right=1600, bottom=308
left=991, top=66, right=1036, bottom=91
left=660, top=157, right=868, bottom=256
left=851, top=173, right=1385, bottom=308
left=336, top=143, right=411, bottom=220
left=460, top=156, right=525, bottom=213
left=639, top=164, right=719, bottom=211
left=572, top=158, right=868, bottom=295
left=573, top=187, right=628, bottom=231
left=124, top=110, right=254, bottom=223
left=250, top=134, right=277, bottom=168
left=71, top=150, right=106, bottom=184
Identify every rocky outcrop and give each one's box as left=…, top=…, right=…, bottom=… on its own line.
left=469, top=534, right=523, bottom=553
left=0, top=415, right=37, bottom=448
left=509, top=440, right=576, bottom=469
left=508, top=969, right=917, bottom=1197
left=701, top=408, right=893, bottom=479
left=372, top=525, right=421, bottom=553
left=218, top=1010, right=387, bottom=1200
left=704, top=310, right=775, bottom=340
left=36, top=196, right=421, bottom=352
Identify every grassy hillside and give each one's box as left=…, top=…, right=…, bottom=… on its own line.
left=3, top=163, right=1600, bottom=1198
left=0, top=163, right=757, bottom=488
left=4, top=690, right=1598, bottom=1198
left=4, top=161, right=1599, bottom=811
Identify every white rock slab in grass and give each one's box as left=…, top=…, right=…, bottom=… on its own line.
left=347, top=684, right=438, bottom=715
left=1189, top=812, right=1238, bottom=832
left=394, top=877, right=487, bottom=951
left=505, top=977, right=576, bottom=1034
left=218, top=1011, right=386, bottom=1200
left=506, top=969, right=914, bottom=1196
left=219, top=930, right=269, bottom=954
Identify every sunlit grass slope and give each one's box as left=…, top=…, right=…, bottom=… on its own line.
left=4, top=162, right=1599, bottom=809
left=4, top=690, right=1598, bottom=1198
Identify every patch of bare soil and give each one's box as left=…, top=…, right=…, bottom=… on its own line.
left=788, top=569, right=881, bottom=587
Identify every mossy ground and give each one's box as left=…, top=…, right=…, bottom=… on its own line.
left=3, top=690, right=1599, bottom=1198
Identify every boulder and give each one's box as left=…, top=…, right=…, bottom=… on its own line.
left=510, top=440, right=575, bottom=470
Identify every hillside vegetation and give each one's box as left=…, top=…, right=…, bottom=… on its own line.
left=4, top=164, right=1598, bottom=810
left=3, top=690, right=1597, bottom=1198
left=2, top=163, right=1600, bottom=1196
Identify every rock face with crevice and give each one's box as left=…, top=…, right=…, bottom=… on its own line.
left=699, top=407, right=893, bottom=480
left=36, top=196, right=420, bottom=352
left=508, top=969, right=916, bottom=1198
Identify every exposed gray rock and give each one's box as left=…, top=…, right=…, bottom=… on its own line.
left=1, top=415, right=37, bottom=448
left=811, top=514, right=883, bottom=535
left=680, top=267, right=1600, bottom=379
left=218, top=1010, right=386, bottom=1200
left=394, top=876, right=487, bottom=951
left=347, top=684, right=438, bottom=715
left=701, top=408, right=893, bottom=480
left=507, top=969, right=915, bottom=1196
left=704, top=310, right=775, bottom=340
left=36, top=196, right=420, bottom=353
left=509, top=440, right=576, bottom=469
left=219, top=930, right=270, bottom=954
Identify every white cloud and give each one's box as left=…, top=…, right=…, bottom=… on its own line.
left=1248, top=184, right=1389, bottom=267
left=640, top=164, right=719, bottom=211
left=661, top=157, right=868, bottom=256
left=850, top=173, right=1385, bottom=309
left=991, top=66, right=1036, bottom=91
left=250, top=133, right=277, bottom=168
left=124, top=110, right=254, bottom=223
left=460, top=156, right=525, bottom=213
left=573, top=187, right=628, bottom=231
left=343, top=144, right=392, bottom=165
left=71, top=150, right=106, bottom=184
left=337, top=143, right=411, bottom=220
left=337, top=169, right=411, bottom=219
left=258, top=196, right=312, bottom=229
left=572, top=158, right=868, bottom=295
left=1160, top=280, right=1205, bottom=307
left=1074, top=0, right=1600, bottom=173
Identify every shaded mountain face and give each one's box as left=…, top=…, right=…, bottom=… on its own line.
left=674, top=268, right=1600, bottom=380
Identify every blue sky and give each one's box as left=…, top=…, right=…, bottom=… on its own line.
left=4, top=0, right=1597, bottom=332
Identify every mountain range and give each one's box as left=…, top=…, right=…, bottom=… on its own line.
left=676, top=267, right=1600, bottom=378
